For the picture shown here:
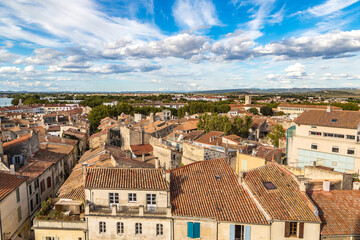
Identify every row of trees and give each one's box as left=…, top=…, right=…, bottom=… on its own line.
left=197, top=113, right=253, bottom=137
left=177, top=102, right=230, bottom=118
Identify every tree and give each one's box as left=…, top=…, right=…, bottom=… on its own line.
left=260, top=106, right=273, bottom=116
left=267, top=124, right=285, bottom=147
left=247, top=108, right=259, bottom=115
left=275, top=111, right=286, bottom=116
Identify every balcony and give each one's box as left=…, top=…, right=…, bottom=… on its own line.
left=87, top=204, right=171, bottom=217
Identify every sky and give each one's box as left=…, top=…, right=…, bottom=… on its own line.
left=0, top=0, right=360, bottom=92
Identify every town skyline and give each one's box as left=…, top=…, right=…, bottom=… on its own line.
left=0, top=0, right=360, bottom=92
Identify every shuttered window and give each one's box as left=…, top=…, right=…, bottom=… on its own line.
left=299, top=222, right=304, bottom=238
left=230, top=225, right=251, bottom=240
left=285, top=222, right=300, bottom=238
left=187, top=222, right=200, bottom=238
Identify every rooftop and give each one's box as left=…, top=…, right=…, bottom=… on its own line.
left=170, top=158, right=268, bottom=224
left=308, top=190, right=360, bottom=237
left=0, top=171, right=28, bottom=201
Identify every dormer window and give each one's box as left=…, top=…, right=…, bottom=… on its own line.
left=263, top=181, right=276, bottom=190
left=331, top=119, right=338, bottom=122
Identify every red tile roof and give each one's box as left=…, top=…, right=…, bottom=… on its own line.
left=173, top=120, right=198, bottom=132
left=3, top=134, right=31, bottom=150
left=170, top=159, right=268, bottom=224
left=244, top=163, right=320, bottom=222
left=194, top=131, right=225, bottom=146
left=0, top=171, right=28, bottom=201
left=85, top=168, right=169, bottom=190
left=18, top=160, right=53, bottom=182
left=308, top=190, right=360, bottom=237
left=130, top=144, right=153, bottom=156
left=295, top=110, right=360, bottom=129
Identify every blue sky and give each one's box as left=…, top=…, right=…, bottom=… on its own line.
left=0, top=0, right=360, bottom=92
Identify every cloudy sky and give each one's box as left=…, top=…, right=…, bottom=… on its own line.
left=0, top=0, right=360, bottom=92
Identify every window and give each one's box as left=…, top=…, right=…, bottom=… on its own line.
left=347, top=135, right=355, bottom=140
left=290, top=222, right=297, bottom=236
left=324, top=133, right=344, bottom=138
left=109, top=193, right=119, bottom=205
left=309, top=131, right=321, bottom=136
left=55, top=176, right=59, bottom=185
left=99, top=221, right=106, bottom=233
left=16, top=188, right=20, bottom=202
left=263, top=182, right=276, bottom=190
left=17, top=206, right=22, bottom=222
left=35, top=179, right=39, bottom=189
left=14, top=155, right=21, bottom=165
left=284, top=222, right=304, bottom=238
left=156, top=224, right=163, bottom=236
left=235, top=225, right=245, bottom=240
left=36, top=193, right=39, bottom=205
left=28, top=185, right=32, bottom=195
left=311, top=144, right=318, bottom=150
left=135, top=223, right=142, bottom=235
left=128, top=193, right=137, bottom=202
left=331, top=119, right=338, bottom=122
left=187, top=222, right=200, bottom=238
left=117, top=222, right=124, bottom=234
left=332, top=147, right=339, bottom=153
left=45, top=237, right=55, bottom=240
left=47, top=177, right=51, bottom=188
left=347, top=148, right=355, bottom=155
left=30, top=199, right=34, bottom=212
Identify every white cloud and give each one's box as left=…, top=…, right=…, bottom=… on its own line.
left=172, top=0, right=220, bottom=29
left=0, top=0, right=163, bottom=48
left=0, top=66, right=20, bottom=74
left=24, top=66, right=34, bottom=72
left=308, top=0, right=359, bottom=16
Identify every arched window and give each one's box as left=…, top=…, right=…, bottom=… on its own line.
left=99, top=221, right=106, bottom=233
left=117, top=222, right=124, bottom=234
left=156, top=224, right=163, bottom=235
left=135, top=223, right=142, bottom=235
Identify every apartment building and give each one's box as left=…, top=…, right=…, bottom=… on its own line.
left=84, top=168, right=172, bottom=240
left=287, top=108, right=360, bottom=173
left=0, top=171, right=31, bottom=240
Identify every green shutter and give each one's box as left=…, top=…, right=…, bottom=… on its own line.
left=194, top=222, right=200, bottom=238
left=187, top=222, right=194, bottom=238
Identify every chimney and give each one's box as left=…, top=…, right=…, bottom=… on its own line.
left=10, top=164, right=15, bottom=175
left=165, top=172, right=170, bottom=183
left=142, top=153, right=145, bottom=162
left=82, top=163, right=88, bottom=183
left=313, top=161, right=316, bottom=167
left=326, top=105, right=331, bottom=113
left=238, top=172, right=244, bottom=184
left=155, top=157, right=159, bottom=169
left=323, top=180, right=331, bottom=192
left=299, top=179, right=309, bottom=192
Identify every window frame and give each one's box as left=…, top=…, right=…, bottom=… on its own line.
left=310, top=144, right=318, bottom=150
left=99, top=221, right=106, bottom=233
left=347, top=148, right=355, bottom=155
left=135, top=223, right=142, bottom=235
left=156, top=223, right=163, bottom=236
left=289, top=222, right=297, bottom=237
left=117, top=222, right=124, bottom=234
left=332, top=146, right=340, bottom=153
left=16, top=188, right=20, bottom=202
left=128, top=193, right=137, bottom=203
left=109, top=192, right=119, bottom=205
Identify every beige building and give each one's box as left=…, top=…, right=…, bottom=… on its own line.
left=84, top=167, right=172, bottom=240
left=0, top=171, right=31, bottom=240
left=277, top=104, right=342, bottom=117
left=287, top=109, right=360, bottom=173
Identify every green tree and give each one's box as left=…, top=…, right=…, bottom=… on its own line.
left=260, top=106, right=273, bottom=116
left=247, top=107, right=259, bottom=115
left=267, top=124, right=285, bottom=147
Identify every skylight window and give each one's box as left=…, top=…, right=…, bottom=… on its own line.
left=331, top=119, right=338, bottom=122
left=263, top=181, right=276, bottom=190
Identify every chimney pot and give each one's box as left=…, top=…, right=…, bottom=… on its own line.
left=323, top=180, right=331, bottom=192
left=10, top=164, right=15, bottom=175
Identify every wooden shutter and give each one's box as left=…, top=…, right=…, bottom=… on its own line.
left=299, top=222, right=304, bottom=238
left=285, top=222, right=290, bottom=237
left=194, top=222, right=200, bottom=238
left=230, top=225, right=235, bottom=240
left=187, top=222, right=193, bottom=238
left=245, top=226, right=251, bottom=240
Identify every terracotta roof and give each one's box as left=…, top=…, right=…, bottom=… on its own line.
left=3, top=134, right=31, bottom=150
left=308, top=190, right=360, bottom=237
left=63, top=129, right=86, bottom=139
left=130, top=144, right=153, bottom=156
left=255, top=146, right=282, bottom=161
left=18, top=160, right=53, bottom=182
left=295, top=110, right=360, bottom=129
left=47, top=125, right=60, bottom=132
left=182, top=130, right=205, bottom=141
left=170, top=159, right=268, bottom=224
left=244, top=163, right=320, bottom=222
left=40, top=143, right=74, bottom=155
left=27, top=149, right=65, bottom=163
left=173, top=120, right=198, bottom=132
left=194, top=131, right=225, bottom=146
left=85, top=168, right=169, bottom=190
left=223, top=134, right=242, bottom=143
left=0, top=171, right=28, bottom=201
left=278, top=104, right=342, bottom=110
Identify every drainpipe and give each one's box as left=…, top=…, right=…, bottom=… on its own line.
left=269, top=220, right=273, bottom=240
left=216, top=221, right=219, bottom=240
